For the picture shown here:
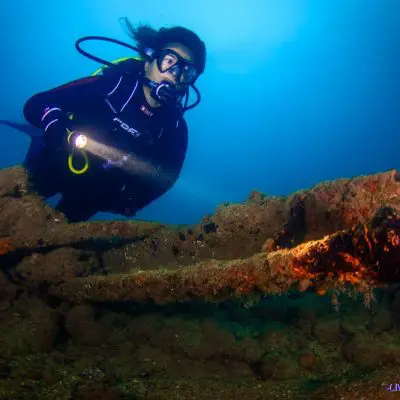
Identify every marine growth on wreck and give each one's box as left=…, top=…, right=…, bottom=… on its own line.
left=0, top=166, right=400, bottom=399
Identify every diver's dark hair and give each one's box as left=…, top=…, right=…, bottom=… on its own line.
left=122, top=18, right=206, bottom=75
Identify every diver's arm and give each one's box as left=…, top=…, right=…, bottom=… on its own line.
left=23, top=74, right=124, bottom=150
left=117, top=119, right=189, bottom=214
left=23, top=74, right=121, bottom=129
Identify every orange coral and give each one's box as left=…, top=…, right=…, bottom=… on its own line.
left=362, top=226, right=373, bottom=255
left=336, top=252, right=377, bottom=285
left=363, top=179, right=378, bottom=193
left=0, top=238, right=13, bottom=256
left=292, top=264, right=319, bottom=280
left=387, top=230, right=400, bottom=247
left=224, top=266, right=257, bottom=295
left=133, top=274, right=146, bottom=287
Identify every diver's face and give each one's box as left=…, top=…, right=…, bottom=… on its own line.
left=145, top=42, right=195, bottom=91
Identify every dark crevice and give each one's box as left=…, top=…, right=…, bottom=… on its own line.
left=0, top=235, right=149, bottom=272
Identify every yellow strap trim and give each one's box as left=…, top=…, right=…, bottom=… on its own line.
left=91, top=56, right=144, bottom=76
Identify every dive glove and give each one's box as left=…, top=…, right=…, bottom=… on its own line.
left=40, top=106, right=73, bottom=149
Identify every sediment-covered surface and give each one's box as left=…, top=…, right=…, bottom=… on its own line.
left=0, top=165, right=400, bottom=399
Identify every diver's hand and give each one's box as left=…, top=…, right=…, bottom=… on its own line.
left=40, top=106, right=66, bottom=131
left=40, top=106, right=72, bottom=149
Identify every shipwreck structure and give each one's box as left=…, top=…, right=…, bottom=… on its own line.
left=1, top=166, right=399, bottom=308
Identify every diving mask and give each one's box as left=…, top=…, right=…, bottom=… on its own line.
left=157, top=49, right=199, bottom=85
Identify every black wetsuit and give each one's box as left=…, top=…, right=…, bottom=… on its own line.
left=23, top=60, right=188, bottom=222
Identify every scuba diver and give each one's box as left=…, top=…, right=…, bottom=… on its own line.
left=17, top=18, right=206, bottom=222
